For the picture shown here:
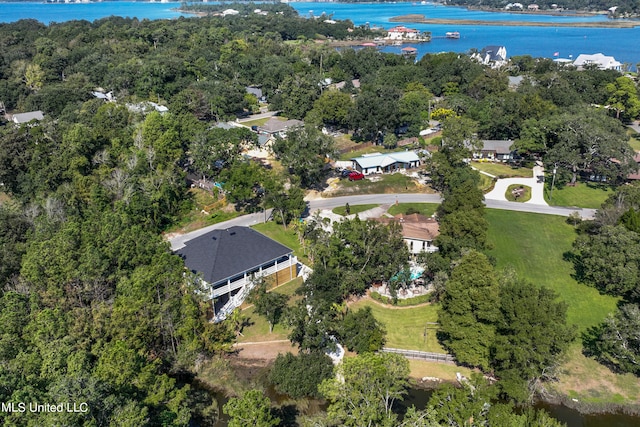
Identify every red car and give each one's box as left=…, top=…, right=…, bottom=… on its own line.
left=348, top=171, right=365, bottom=181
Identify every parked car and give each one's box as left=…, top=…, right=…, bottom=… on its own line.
left=341, top=169, right=352, bottom=178
left=348, top=171, right=365, bottom=181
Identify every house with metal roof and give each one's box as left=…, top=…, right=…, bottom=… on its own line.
left=176, top=226, right=297, bottom=322
left=11, top=110, right=44, bottom=125
left=573, top=53, right=622, bottom=71
left=351, top=151, right=421, bottom=175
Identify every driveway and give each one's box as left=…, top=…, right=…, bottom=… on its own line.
left=484, top=165, right=547, bottom=205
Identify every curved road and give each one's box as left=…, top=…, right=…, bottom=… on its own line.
left=169, top=193, right=595, bottom=250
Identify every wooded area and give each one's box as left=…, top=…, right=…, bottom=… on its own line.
left=0, top=3, right=639, bottom=426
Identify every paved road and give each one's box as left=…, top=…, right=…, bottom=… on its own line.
left=169, top=193, right=596, bottom=250
left=485, top=165, right=547, bottom=205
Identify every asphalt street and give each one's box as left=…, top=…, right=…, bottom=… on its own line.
left=168, top=193, right=596, bottom=250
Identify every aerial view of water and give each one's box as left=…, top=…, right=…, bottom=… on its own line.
left=0, top=1, right=638, bottom=66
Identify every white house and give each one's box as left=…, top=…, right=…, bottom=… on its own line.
left=573, top=53, right=622, bottom=71
left=473, top=46, right=508, bottom=68
left=351, top=151, right=421, bottom=175
left=176, top=226, right=297, bottom=322
left=387, top=26, right=420, bottom=40
left=474, top=140, right=516, bottom=162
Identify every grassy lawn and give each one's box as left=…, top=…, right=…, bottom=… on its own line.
left=387, top=203, right=439, bottom=217
left=486, top=209, right=618, bottom=330
left=478, top=172, right=495, bottom=193
left=237, top=277, right=303, bottom=343
left=486, top=209, right=639, bottom=403
left=329, top=173, right=429, bottom=197
left=349, top=298, right=446, bottom=353
left=332, top=204, right=379, bottom=216
left=408, top=360, right=475, bottom=382
left=505, top=184, right=531, bottom=202
left=545, top=181, right=614, bottom=208
left=240, top=116, right=277, bottom=127
left=251, top=222, right=310, bottom=266
left=471, top=161, right=533, bottom=178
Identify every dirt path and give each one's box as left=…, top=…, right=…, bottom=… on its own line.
left=233, top=340, right=297, bottom=360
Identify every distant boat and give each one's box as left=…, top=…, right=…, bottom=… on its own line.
left=446, top=31, right=460, bottom=39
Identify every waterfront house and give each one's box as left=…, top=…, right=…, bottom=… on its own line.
left=176, top=226, right=297, bottom=322
left=573, top=53, right=622, bottom=71
left=473, top=46, right=508, bottom=68
left=351, top=151, right=421, bottom=175
left=387, top=26, right=420, bottom=40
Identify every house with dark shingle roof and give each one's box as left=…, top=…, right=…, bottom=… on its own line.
left=176, top=226, right=297, bottom=321
left=375, top=213, right=439, bottom=256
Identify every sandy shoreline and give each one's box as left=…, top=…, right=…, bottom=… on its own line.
left=390, top=13, right=640, bottom=28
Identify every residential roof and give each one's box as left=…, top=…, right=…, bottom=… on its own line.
left=480, top=45, right=507, bottom=62
left=573, top=53, right=621, bottom=70
left=176, top=226, right=293, bottom=285
left=246, top=86, right=263, bottom=99
left=352, top=151, right=420, bottom=169
left=481, top=140, right=514, bottom=154
left=12, top=111, right=44, bottom=124
left=259, top=117, right=303, bottom=134
left=376, top=213, right=440, bottom=241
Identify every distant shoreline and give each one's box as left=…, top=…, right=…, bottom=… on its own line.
left=390, top=13, right=640, bottom=28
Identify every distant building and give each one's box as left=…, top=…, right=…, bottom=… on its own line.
left=472, top=140, right=516, bottom=162
left=387, top=26, right=420, bottom=40
left=246, top=86, right=266, bottom=102
left=573, top=53, right=622, bottom=71
left=258, top=117, right=303, bottom=136
left=473, top=45, right=508, bottom=68
left=351, top=151, right=421, bottom=175
left=11, top=110, right=44, bottom=125
left=527, top=4, right=539, bottom=10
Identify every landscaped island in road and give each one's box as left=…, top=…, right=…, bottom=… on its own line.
left=390, top=13, right=640, bottom=27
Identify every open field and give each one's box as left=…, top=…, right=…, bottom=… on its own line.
left=349, top=298, right=446, bottom=353
left=485, top=209, right=640, bottom=402
left=408, top=360, right=475, bottom=382
left=486, top=209, right=618, bottom=329
left=471, top=161, right=533, bottom=178
left=252, top=222, right=310, bottom=266
left=332, top=203, right=379, bottom=216
left=628, top=129, right=640, bottom=151
left=387, top=202, right=439, bottom=217
left=545, top=181, right=613, bottom=209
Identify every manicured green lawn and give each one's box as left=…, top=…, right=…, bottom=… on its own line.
left=252, top=222, right=310, bottom=265
left=330, top=173, right=425, bottom=196
left=486, top=209, right=618, bottom=330
left=387, top=203, right=439, bottom=217
left=471, top=161, right=533, bottom=178
left=349, top=299, right=446, bottom=353
left=332, top=204, right=379, bottom=216
left=545, top=181, right=614, bottom=208
left=505, top=184, right=531, bottom=202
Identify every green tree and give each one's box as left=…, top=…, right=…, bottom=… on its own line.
left=587, top=303, right=640, bottom=375
left=269, top=352, right=335, bottom=398
left=272, top=125, right=335, bottom=188
left=248, top=279, right=289, bottom=333
left=309, top=89, right=353, bottom=128
left=573, top=225, right=640, bottom=297
left=223, top=390, right=280, bottom=427
left=319, top=352, right=409, bottom=427
left=492, top=279, right=575, bottom=401
left=439, top=251, right=500, bottom=370
left=338, top=306, right=386, bottom=354
left=605, top=76, right=640, bottom=122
